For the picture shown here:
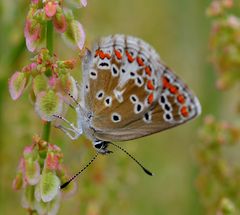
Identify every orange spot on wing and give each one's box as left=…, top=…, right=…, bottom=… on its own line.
left=177, top=94, right=185, bottom=104
left=95, top=49, right=100, bottom=57
left=147, top=80, right=155, bottom=90
left=126, top=51, right=134, bottom=63
left=105, top=53, right=111, bottom=59
left=99, top=50, right=105, bottom=59
left=181, top=106, right=189, bottom=117
left=162, top=76, right=170, bottom=88
left=169, top=85, right=178, bottom=94
left=136, top=57, right=144, bottom=66
left=147, top=93, right=154, bottom=104
left=114, top=49, right=122, bottom=60
left=145, top=66, right=152, bottom=76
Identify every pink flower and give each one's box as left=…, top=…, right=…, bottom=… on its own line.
left=44, top=1, right=58, bottom=18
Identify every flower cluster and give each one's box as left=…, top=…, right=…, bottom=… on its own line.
left=207, top=0, right=240, bottom=90
left=25, top=0, right=86, bottom=52
left=13, top=135, right=75, bottom=215
left=9, top=48, right=79, bottom=121
left=196, top=115, right=240, bottom=215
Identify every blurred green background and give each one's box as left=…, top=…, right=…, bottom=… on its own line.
left=0, top=0, right=232, bottom=214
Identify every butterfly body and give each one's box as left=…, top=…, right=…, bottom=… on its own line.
left=56, top=34, right=201, bottom=154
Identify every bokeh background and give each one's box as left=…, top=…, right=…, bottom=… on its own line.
left=1, top=0, right=239, bottom=214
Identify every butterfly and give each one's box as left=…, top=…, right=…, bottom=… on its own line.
left=54, top=34, right=201, bottom=188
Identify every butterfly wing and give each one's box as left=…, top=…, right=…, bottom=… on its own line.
left=80, top=35, right=201, bottom=142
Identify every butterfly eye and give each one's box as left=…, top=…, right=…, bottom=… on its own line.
left=94, top=142, right=103, bottom=149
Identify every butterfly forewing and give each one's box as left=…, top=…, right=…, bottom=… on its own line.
left=81, top=35, right=201, bottom=142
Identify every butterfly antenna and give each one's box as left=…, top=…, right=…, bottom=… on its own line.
left=109, top=142, right=154, bottom=176
left=60, top=152, right=99, bottom=189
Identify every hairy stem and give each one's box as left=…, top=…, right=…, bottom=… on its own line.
left=42, top=21, right=54, bottom=142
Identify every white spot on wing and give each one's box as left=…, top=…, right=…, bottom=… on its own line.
left=113, top=89, right=125, bottom=103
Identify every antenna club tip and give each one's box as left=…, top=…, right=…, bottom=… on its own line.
left=60, top=181, right=70, bottom=189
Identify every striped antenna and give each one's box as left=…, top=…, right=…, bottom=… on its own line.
left=60, top=152, right=99, bottom=189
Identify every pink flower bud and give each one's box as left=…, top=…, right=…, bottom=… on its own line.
left=44, top=1, right=58, bottom=18
left=46, top=153, right=60, bottom=170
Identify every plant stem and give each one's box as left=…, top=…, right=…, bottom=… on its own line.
left=46, top=21, right=53, bottom=54
left=42, top=21, right=54, bottom=142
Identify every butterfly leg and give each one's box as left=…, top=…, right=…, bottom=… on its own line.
left=55, top=124, right=81, bottom=140
left=74, top=80, right=81, bottom=92
left=53, top=114, right=82, bottom=140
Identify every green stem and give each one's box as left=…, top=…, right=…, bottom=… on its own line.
left=42, top=121, right=51, bottom=142
left=42, top=21, right=54, bottom=142
left=46, top=21, right=53, bottom=54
